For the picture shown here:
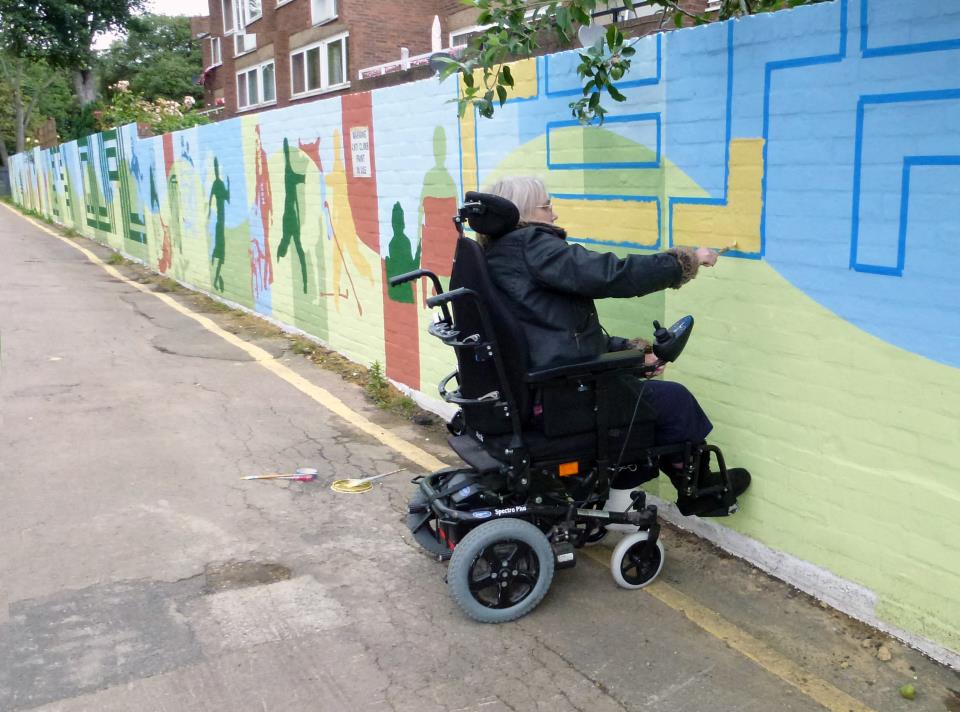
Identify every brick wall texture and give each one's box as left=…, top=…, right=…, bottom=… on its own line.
left=11, top=0, right=960, bottom=662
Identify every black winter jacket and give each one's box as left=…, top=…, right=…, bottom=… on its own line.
left=484, top=223, right=688, bottom=370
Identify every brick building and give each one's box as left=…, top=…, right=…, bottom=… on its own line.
left=198, top=0, right=716, bottom=119
left=198, top=0, right=475, bottom=118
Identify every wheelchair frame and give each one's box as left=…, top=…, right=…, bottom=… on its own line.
left=391, top=194, right=736, bottom=622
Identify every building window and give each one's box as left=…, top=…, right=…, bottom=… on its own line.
left=237, top=61, right=276, bottom=110
left=290, top=34, right=348, bottom=97
left=222, top=0, right=235, bottom=33
left=450, top=24, right=493, bottom=48
left=311, top=0, right=337, bottom=26
left=208, top=37, right=222, bottom=68
left=234, top=31, right=257, bottom=56
left=245, top=0, right=262, bottom=24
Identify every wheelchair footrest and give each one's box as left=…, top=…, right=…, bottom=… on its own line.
left=448, top=434, right=503, bottom=474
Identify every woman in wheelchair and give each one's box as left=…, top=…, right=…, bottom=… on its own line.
left=391, top=178, right=751, bottom=623
left=481, top=176, right=750, bottom=518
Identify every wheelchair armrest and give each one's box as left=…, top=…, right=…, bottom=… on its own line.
left=526, top=349, right=652, bottom=384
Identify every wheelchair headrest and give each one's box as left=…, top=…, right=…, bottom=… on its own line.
left=461, top=192, right=520, bottom=239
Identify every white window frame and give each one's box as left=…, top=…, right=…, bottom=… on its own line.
left=222, top=0, right=236, bottom=34
left=449, top=24, right=494, bottom=48
left=311, top=0, right=338, bottom=27
left=289, top=32, right=349, bottom=99
left=244, top=0, right=263, bottom=25
left=208, top=37, right=222, bottom=69
left=236, top=60, right=276, bottom=112
left=234, top=31, right=257, bottom=56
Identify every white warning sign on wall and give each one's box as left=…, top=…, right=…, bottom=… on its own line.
left=350, top=126, right=371, bottom=178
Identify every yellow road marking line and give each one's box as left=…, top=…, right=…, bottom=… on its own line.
left=581, top=547, right=876, bottom=712
left=9, top=205, right=875, bottom=712
left=3, top=205, right=447, bottom=473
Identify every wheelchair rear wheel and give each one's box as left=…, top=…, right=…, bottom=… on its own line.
left=448, top=519, right=555, bottom=623
left=611, top=531, right=665, bottom=590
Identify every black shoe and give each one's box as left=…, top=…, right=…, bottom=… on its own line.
left=676, top=468, right=751, bottom=517
left=711, top=467, right=751, bottom=497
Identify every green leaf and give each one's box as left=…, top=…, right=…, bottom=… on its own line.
left=608, top=84, right=626, bottom=102
left=496, top=84, right=507, bottom=106
left=501, top=64, right=514, bottom=88
left=589, top=91, right=600, bottom=109
left=674, top=12, right=683, bottom=27
left=462, top=70, right=474, bottom=88
left=582, top=79, right=596, bottom=95
left=571, top=6, right=591, bottom=24
left=606, top=24, right=622, bottom=49
left=438, top=63, right=460, bottom=81
left=621, top=45, right=636, bottom=57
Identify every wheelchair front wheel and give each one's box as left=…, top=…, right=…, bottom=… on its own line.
left=448, top=519, right=555, bottom=623
left=611, top=531, right=665, bottom=590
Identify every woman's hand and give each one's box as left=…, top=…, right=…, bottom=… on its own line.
left=644, top=351, right=665, bottom=377
left=695, top=247, right=718, bottom=267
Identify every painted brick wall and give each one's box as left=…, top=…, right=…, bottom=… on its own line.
left=11, top=0, right=960, bottom=666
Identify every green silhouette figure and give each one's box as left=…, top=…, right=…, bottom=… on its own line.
left=207, top=157, right=230, bottom=292
left=276, top=138, right=308, bottom=293
left=149, top=166, right=159, bottom=211
left=385, top=202, right=421, bottom=304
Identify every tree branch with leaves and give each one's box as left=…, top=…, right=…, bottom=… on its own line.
left=0, top=0, right=147, bottom=107
left=439, top=0, right=827, bottom=124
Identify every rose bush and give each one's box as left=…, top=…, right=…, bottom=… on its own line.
left=97, top=81, right=210, bottom=134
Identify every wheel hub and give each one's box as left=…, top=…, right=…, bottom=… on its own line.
left=469, top=540, right=539, bottom=608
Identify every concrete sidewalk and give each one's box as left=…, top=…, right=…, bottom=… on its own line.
left=1, top=206, right=957, bottom=712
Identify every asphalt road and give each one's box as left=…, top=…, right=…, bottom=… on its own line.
left=1, top=207, right=956, bottom=712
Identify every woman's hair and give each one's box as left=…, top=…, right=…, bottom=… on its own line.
left=483, top=176, right=548, bottom=224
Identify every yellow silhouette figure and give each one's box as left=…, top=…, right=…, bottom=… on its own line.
left=326, top=129, right=374, bottom=312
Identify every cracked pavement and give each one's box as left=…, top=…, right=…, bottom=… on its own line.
left=2, top=211, right=957, bottom=712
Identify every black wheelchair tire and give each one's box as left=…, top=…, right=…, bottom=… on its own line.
left=406, top=488, right=451, bottom=560
left=448, top=518, right=555, bottom=624
left=610, top=531, right=665, bottom=590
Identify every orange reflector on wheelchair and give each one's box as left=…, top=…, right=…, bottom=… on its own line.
left=558, top=461, right=579, bottom=477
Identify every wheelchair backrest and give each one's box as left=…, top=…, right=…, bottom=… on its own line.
left=448, top=233, right=532, bottom=436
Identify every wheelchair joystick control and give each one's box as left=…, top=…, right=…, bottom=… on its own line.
left=652, top=320, right=669, bottom=344
left=652, top=315, right=694, bottom=363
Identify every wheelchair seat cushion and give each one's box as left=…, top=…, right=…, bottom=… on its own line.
left=475, top=420, right=656, bottom=467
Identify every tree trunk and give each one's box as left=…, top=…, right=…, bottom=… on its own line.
left=0, top=139, right=9, bottom=168
left=73, top=68, right=97, bottom=106
left=14, top=93, right=25, bottom=153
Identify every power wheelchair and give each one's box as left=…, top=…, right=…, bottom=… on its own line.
left=390, top=192, right=741, bottom=623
